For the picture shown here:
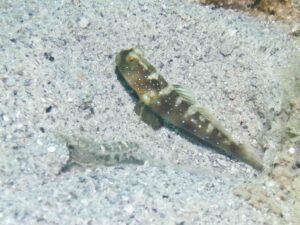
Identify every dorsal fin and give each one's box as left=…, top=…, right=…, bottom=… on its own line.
left=196, top=107, right=216, bottom=122
left=173, top=84, right=196, bottom=105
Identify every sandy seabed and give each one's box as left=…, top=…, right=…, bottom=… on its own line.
left=0, top=0, right=299, bottom=224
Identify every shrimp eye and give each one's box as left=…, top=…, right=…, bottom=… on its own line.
left=127, top=55, right=137, bottom=62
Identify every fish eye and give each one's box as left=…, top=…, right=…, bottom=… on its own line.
left=127, top=55, right=137, bottom=62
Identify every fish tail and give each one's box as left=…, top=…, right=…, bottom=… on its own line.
left=233, top=143, right=264, bottom=171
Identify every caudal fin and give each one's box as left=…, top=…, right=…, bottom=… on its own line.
left=236, top=143, right=264, bottom=171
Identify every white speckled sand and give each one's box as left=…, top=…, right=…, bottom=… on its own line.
left=0, top=0, right=299, bottom=224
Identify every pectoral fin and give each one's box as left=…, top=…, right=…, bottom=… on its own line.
left=58, top=160, right=85, bottom=174
left=134, top=101, right=163, bottom=130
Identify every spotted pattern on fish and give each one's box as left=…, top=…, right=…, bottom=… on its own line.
left=116, top=48, right=263, bottom=170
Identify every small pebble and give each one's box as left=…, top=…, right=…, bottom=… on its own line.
left=3, top=115, right=9, bottom=122
left=228, top=29, right=237, bottom=36
left=80, top=199, right=89, bottom=206
left=266, top=180, right=276, bottom=188
left=79, top=17, right=90, bottom=28
left=288, top=147, right=295, bottom=155
left=124, top=204, right=134, bottom=214
left=5, top=77, right=15, bottom=87
left=44, top=52, right=55, bottom=62
left=16, top=123, right=23, bottom=129
left=10, top=38, right=17, bottom=43
left=45, top=106, right=52, bottom=113
left=48, top=146, right=56, bottom=153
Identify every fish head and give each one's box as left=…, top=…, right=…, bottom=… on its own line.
left=115, top=48, right=149, bottom=88
left=116, top=48, right=168, bottom=102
